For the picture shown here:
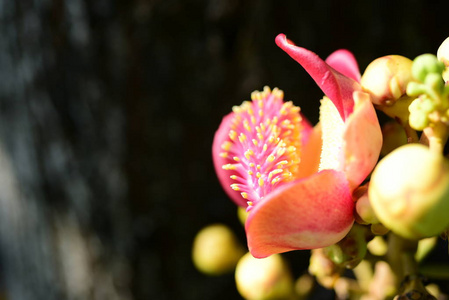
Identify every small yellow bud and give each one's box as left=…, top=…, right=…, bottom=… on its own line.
left=361, top=55, right=413, bottom=106
left=192, top=224, right=245, bottom=275
left=369, top=144, right=449, bottom=239
left=235, top=253, right=294, bottom=300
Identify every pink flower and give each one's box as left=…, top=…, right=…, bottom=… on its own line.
left=212, top=34, right=382, bottom=258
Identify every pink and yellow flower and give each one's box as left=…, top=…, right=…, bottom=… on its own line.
left=212, top=34, right=382, bottom=258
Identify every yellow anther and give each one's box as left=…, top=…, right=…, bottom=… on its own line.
left=267, top=154, right=276, bottom=163
left=219, top=152, right=228, bottom=158
left=231, top=184, right=240, bottom=191
left=221, top=141, right=232, bottom=151
left=257, top=132, right=263, bottom=140
left=222, top=164, right=237, bottom=170
left=249, top=163, right=255, bottom=168
left=233, top=156, right=240, bottom=162
left=271, top=178, right=281, bottom=185
left=247, top=170, right=253, bottom=175
left=256, top=164, right=261, bottom=170
left=268, top=169, right=283, bottom=180
left=276, top=148, right=286, bottom=157
left=247, top=201, right=253, bottom=206
left=238, top=133, right=247, bottom=143
left=272, top=116, right=278, bottom=124
left=262, top=144, right=268, bottom=152
left=282, top=171, right=292, bottom=178
left=258, top=109, right=263, bottom=117
left=252, top=139, right=258, bottom=146
left=256, top=172, right=262, bottom=178
left=276, top=160, right=288, bottom=166
left=241, top=192, right=249, bottom=199
left=243, top=120, right=251, bottom=132
left=229, top=130, right=237, bottom=141
left=230, top=175, right=238, bottom=180
left=244, top=149, right=254, bottom=160
left=258, top=177, right=264, bottom=187
left=287, top=146, right=296, bottom=152
left=251, top=116, right=256, bottom=125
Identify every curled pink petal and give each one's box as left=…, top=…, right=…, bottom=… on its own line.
left=325, top=49, right=361, bottom=83
left=275, top=34, right=360, bottom=120
left=246, top=169, right=354, bottom=258
left=212, top=113, right=248, bottom=207
left=342, top=91, right=383, bottom=188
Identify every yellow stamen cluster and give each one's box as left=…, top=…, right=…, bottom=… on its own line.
left=220, top=86, right=303, bottom=208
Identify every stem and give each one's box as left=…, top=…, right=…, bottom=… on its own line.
left=403, top=122, right=419, bottom=144
left=386, top=233, right=419, bottom=285
left=423, top=122, right=448, bottom=154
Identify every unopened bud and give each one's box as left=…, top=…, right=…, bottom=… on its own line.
left=361, top=55, right=413, bottom=105
left=192, top=224, right=245, bottom=275
left=411, top=54, right=445, bottom=83
left=324, top=224, right=368, bottom=269
left=408, top=96, right=436, bottom=131
left=235, top=253, right=294, bottom=300
left=369, top=144, right=449, bottom=239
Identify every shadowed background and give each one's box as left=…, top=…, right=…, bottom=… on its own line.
left=0, top=0, right=448, bottom=299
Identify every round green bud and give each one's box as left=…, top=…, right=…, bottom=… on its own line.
left=361, top=55, right=413, bottom=105
left=369, top=144, right=449, bottom=239
left=412, top=54, right=445, bottom=83
left=192, top=224, right=245, bottom=275
left=235, top=253, right=294, bottom=300
left=408, top=97, right=434, bottom=131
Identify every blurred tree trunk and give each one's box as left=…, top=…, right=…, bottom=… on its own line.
left=0, top=0, right=138, bottom=299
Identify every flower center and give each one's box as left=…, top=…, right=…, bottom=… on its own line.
left=219, top=86, right=303, bottom=210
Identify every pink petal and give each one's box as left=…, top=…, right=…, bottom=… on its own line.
left=275, top=34, right=360, bottom=121
left=212, top=113, right=248, bottom=207
left=246, top=169, right=354, bottom=258
left=343, top=91, right=383, bottom=189
left=325, top=49, right=361, bottom=83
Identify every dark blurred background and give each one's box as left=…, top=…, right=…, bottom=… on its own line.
left=0, top=0, right=448, bottom=299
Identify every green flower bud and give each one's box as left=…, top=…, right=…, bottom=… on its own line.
left=361, top=55, right=413, bottom=105
left=235, top=253, right=294, bottom=300
left=369, top=144, right=449, bottom=239
left=408, top=97, right=435, bottom=131
left=412, top=54, right=445, bottom=83
left=323, top=224, right=368, bottom=269
left=192, top=224, right=245, bottom=275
